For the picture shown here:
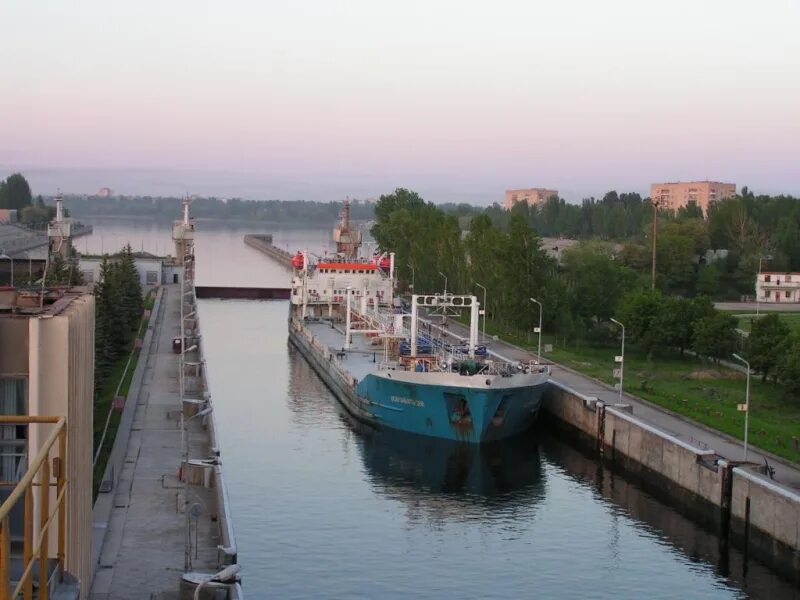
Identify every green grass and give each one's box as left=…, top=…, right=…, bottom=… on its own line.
left=470, top=317, right=800, bottom=464
left=734, top=313, right=800, bottom=334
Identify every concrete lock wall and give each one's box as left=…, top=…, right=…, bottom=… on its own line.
left=542, top=381, right=598, bottom=439
left=603, top=407, right=721, bottom=507
left=542, top=380, right=800, bottom=579
left=730, top=467, right=800, bottom=574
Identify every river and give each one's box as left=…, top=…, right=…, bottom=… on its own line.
left=79, top=217, right=799, bottom=599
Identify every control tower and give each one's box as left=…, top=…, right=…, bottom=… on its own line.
left=332, top=198, right=362, bottom=259
left=172, top=196, right=195, bottom=278
left=47, top=191, right=73, bottom=259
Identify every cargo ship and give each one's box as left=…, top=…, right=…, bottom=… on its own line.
left=287, top=202, right=548, bottom=443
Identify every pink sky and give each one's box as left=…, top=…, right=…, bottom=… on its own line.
left=2, top=0, right=799, bottom=202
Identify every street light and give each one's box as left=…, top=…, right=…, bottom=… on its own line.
left=407, top=261, right=415, bottom=293
left=610, top=318, right=625, bottom=403
left=732, top=353, right=751, bottom=461
left=756, top=255, right=773, bottom=317
left=475, top=282, right=487, bottom=343
left=529, top=298, right=543, bottom=364
left=438, top=271, right=447, bottom=297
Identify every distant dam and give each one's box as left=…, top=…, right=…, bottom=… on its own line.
left=243, top=233, right=293, bottom=268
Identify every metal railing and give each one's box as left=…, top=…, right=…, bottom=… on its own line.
left=0, top=416, right=67, bottom=600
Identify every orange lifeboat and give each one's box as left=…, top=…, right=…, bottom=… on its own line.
left=291, top=252, right=305, bottom=270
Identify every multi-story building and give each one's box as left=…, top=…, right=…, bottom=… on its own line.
left=756, top=272, right=800, bottom=303
left=503, top=188, right=558, bottom=211
left=649, top=181, right=736, bottom=215
left=0, top=286, right=94, bottom=597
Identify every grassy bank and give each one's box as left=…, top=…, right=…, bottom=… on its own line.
left=466, top=317, right=800, bottom=464
left=92, top=292, right=156, bottom=495
left=733, top=312, right=800, bottom=334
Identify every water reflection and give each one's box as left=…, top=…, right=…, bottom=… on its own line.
left=356, top=427, right=545, bottom=519
left=538, top=432, right=800, bottom=599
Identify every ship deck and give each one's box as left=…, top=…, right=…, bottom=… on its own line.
left=303, top=320, right=391, bottom=381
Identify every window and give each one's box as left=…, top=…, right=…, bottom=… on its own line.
left=786, top=291, right=791, bottom=299
left=765, top=290, right=771, bottom=298
left=765, top=275, right=771, bottom=282
left=146, top=270, right=159, bottom=284
left=0, top=378, right=27, bottom=483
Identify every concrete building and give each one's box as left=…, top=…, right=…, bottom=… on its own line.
left=79, top=251, right=181, bottom=289
left=650, top=181, right=736, bottom=215
left=0, top=286, right=94, bottom=597
left=0, top=209, right=18, bottom=224
left=756, top=272, right=800, bottom=303
left=503, top=188, right=558, bottom=211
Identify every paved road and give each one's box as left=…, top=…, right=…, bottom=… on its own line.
left=428, top=315, right=800, bottom=491
left=716, top=301, right=800, bottom=312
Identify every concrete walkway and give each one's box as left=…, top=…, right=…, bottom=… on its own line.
left=436, top=317, right=800, bottom=491
left=90, top=285, right=220, bottom=600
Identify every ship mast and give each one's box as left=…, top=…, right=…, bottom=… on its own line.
left=332, top=197, right=362, bottom=260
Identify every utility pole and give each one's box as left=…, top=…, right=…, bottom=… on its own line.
left=651, top=199, right=659, bottom=290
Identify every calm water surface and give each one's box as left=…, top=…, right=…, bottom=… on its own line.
left=82, top=219, right=798, bottom=599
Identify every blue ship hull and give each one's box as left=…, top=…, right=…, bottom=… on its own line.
left=288, top=320, right=546, bottom=444
left=356, top=373, right=545, bottom=443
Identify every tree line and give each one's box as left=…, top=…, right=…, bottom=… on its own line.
left=54, top=194, right=376, bottom=224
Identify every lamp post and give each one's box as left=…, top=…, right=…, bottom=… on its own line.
left=732, top=353, right=751, bottom=461
left=475, top=282, right=487, bottom=343
left=0, top=251, right=13, bottom=287
left=651, top=199, right=659, bottom=290
left=529, top=297, right=543, bottom=365
left=438, top=271, right=447, bottom=297
left=407, top=261, right=415, bottom=293
left=610, top=318, right=625, bottom=403
left=755, top=255, right=773, bottom=317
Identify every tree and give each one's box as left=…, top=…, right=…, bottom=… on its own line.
left=561, top=241, right=639, bottom=327
left=45, top=253, right=84, bottom=286
left=118, top=245, right=143, bottom=333
left=616, top=289, right=664, bottom=358
left=656, top=232, right=696, bottom=295
left=696, top=264, right=721, bottom=297
left=746, top=314, right=790, bottom=381
left=775, top=334, right=800, bottom=398
left=692, top=313, right=739, bottom=361
left=652, top=296, right=693, bottom=355
left=0, top=173, right=33, bottom=210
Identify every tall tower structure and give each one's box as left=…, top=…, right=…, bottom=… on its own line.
left=332, top=198, right=362, bottom=259
left=47, top=191, right=73, bottom=259
left=172, top=196, right=195, bottom=280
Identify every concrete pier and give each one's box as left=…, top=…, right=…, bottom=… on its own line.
left=90, top=284, right=239, bottom=599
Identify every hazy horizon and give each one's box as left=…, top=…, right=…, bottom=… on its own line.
left=3, top=0, right=799, bottom=203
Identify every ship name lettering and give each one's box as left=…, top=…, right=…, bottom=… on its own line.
left=390, top=395, right=424, bottom=408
